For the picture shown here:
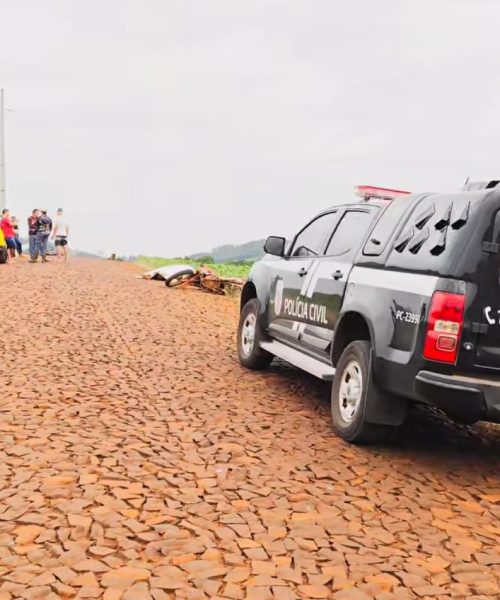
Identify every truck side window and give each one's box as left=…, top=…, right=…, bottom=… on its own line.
left=363, top=200, right=410, bottom=256
left=290, top=212, right=338, bottom=257
left=325, top=210, right=374, bottom=257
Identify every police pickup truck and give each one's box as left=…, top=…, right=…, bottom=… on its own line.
left=237, top=181, right=500, bottom=444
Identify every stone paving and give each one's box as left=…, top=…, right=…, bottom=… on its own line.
left=0, top=259, right=499, bottom=600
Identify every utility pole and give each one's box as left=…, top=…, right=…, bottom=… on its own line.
left=0, top=89, right=5, bottom=211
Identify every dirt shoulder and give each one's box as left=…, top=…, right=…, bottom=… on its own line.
left=0, top=258, right=498, bottom=599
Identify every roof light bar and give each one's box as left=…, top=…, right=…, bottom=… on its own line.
left=355, top=185, right=412, bottom=201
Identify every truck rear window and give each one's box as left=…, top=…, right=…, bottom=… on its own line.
left=386, top=194, right=475, bottom=273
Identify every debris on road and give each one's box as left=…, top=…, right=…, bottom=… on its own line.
left=142, top=263, right=196, bottom=283
left=142, top=264, right=245, bottom=295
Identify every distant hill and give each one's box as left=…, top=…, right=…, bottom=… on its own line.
left=191, top=239, right=266, bottom=262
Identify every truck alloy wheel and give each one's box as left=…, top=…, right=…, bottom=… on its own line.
left=331, top=341, right=394, bottom=444
left=241, top=313, right=256, bottom=356
left=338, top=360, right=363, bottom=423
left=237, top=299, right=273, bottom=370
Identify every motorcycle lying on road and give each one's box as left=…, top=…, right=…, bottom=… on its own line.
left=142, top=264, right=245, bottom=295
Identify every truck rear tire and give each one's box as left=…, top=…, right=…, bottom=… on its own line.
left=331, top=341, right=396, bottom=444
left=237, top=299, right=273, bottom=370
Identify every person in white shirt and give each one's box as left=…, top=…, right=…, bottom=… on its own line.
left=51, top=208, right=70, bottom=262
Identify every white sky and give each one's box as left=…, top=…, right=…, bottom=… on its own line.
left=2, top=0, right=500, bottom=256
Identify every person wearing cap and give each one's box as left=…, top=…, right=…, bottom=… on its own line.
left=27, top=209, right=41, bottom=260
left=31, top=209, right=52, bottom=263
left=51, top=208, right=70, bottom=262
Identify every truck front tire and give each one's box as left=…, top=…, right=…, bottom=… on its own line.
left=237, top=299, right=273, bottom=370
left=331, top=341, right=396, bottom=444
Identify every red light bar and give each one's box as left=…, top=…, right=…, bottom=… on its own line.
left=355, top=185, right=412, bottom=201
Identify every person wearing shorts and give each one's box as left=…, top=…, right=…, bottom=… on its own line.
left=52, top=208, right=69, bottom=262
left=0, top=209, right=17, bottom=262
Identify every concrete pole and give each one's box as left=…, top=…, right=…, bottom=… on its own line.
left=0, top=89, right=5, bottom=211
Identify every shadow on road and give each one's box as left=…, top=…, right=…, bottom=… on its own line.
left=269, top=360, right=500, bottom=464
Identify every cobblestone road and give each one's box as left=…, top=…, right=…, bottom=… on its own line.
left=0, top=259, right=499, bottom=600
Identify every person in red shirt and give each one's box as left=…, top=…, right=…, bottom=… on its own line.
left=0, top=209, right=17, bottom=261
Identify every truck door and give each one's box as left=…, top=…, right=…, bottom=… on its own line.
left=471, top=209, right=500, bottom=372
left=299, top=207, right=380, bottom=354
left=267, top=211, right=339, bottom=342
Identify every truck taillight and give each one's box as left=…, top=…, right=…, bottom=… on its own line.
left=423, top=292, right=465, bottom=364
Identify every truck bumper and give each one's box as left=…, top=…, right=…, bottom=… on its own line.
left=415, top=371, right=500, bottom=422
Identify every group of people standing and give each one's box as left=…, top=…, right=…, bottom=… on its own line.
left=0, top=208, right=70, bottom=263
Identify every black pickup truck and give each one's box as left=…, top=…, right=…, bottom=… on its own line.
left=237, top=182, right=500, bottom=444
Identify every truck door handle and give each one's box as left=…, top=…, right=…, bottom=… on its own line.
left=298, top=267, right=308, bottom=277
left=332, top=270, right=343, bottom=280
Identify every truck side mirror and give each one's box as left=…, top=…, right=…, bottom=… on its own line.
left=264, top=236, right=286, bottom=257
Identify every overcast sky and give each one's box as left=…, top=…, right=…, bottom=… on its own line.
left=1, top=0, right=500, bottom=257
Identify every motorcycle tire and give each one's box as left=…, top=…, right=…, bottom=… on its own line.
left=164, top=268, right=196, bottom=287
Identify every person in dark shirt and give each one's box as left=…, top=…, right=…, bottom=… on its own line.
left=27, top=209, right=40, bottom=260
left=31, top=210, right=52, bottom=263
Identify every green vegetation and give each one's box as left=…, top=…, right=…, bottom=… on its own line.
left=136, top=238, right=270, bottom=279
left=137, top=256, right=253, bottom=279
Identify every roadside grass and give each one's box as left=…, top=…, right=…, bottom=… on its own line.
left=136, top=256, right=253, bottom=279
